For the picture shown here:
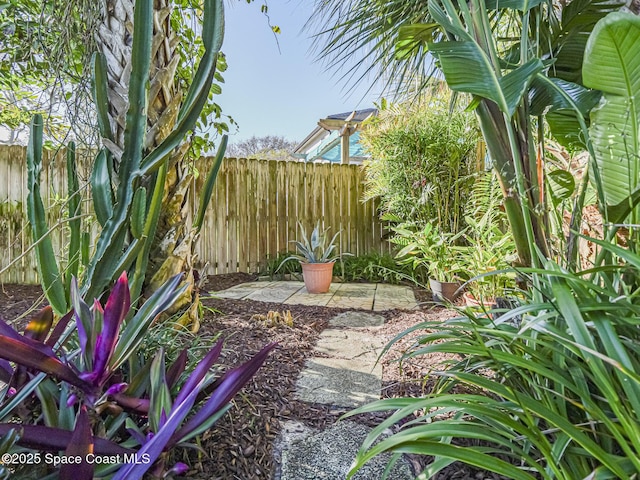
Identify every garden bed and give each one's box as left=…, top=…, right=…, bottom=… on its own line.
left=0, top=274, right=502, bottom=480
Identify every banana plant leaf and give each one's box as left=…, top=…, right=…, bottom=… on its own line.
left=428, top=40, right=544, bottom=117
left=583, top=12, right=640, bottom=219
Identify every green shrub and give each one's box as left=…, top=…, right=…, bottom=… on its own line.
left=262, top=251, right=302, bottom=278
left=336, top=252, right=413, bottom=284
left=361, top=93, right=480, bottom=234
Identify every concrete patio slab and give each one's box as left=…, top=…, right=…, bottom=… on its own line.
left=284, top=283, right=341, bottom=307
left=210, top=281, right=274, bottom=299
left=209, top=281, right=418, bottom=311
left=314, top=329, right=384, bottom=361
left=245, top=281, right=305, bottom=303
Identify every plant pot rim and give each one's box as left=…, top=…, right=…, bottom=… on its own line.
left=428, top=277, right=462, bottom=285
left=462, top=291, right=497, bottom=307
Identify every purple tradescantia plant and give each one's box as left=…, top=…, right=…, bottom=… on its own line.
left=74, top=271, right=130, bottom=389
left=114, top=341, right=278, bottom=480
left=0, top=271, right=277, bottom=480
left=0, top=307, right=93, bottom=394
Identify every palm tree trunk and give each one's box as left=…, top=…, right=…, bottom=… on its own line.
left=97, top=0, right=202, bottom=328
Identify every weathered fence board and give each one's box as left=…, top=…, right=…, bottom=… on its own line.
left=1, top=147, right=389, bottom=283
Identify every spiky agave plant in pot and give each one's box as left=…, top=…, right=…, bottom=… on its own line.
left=279, top=222, right=346, bottom=293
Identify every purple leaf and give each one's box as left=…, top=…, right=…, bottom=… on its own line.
left=93, top=298, right=104, bottom=314
left=46, top=310, right=74, bottom=349
left=60, top=407, right=93, bottom=480
left=0, top=423, right=133, bottom=455
left=0, top=336, right=92, bottom=392
left=0, top=320, right=56, bottom=357
left=125, top=427, right=146, bottom=447
left=166, top=348, right=188, bottom=388
left=112, top=374, right=205, bottom=480
left=0, top=359, right=13, bottom=383
left=172, top=343, right=277, bottom=443
left=159, top=408, right=168, bottom=430
left=174, top=339, right=223, bottom=406
left=105, top=382, right=128, bottom=396
left=168, top=462, right=189, bottom=476
left=90, top=272, right=130, bottom=386
left=111, top=393, right=150, bottom=414
left=0, top=321, right=21, bottom=342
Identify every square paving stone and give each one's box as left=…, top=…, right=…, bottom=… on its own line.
left=314, top=329, right=384, bottom=361
left=284, top=283, right=340, bottom=306
left=209, top=282, right=274, bottom=299
left=245, top=281, right=305, bottom=303
left=329, top=311, right=385, bottom=328
left=294, top=357, right=382, bottom=408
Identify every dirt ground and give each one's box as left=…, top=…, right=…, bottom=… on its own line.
left=0, top=274, right=506, bottom=480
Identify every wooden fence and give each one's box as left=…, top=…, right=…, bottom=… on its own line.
left=0, top=146, right=389, bottom=284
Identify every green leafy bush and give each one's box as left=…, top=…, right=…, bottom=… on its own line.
left=336, top=252, right=413, bottom=284
left=390, top=222, right=467, bottom=283
left=361, top=94, right=480, bottom=233
left=262, top=251, right=302, bottom=278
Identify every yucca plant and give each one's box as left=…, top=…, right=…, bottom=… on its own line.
left=278, top=221, right=344, bottom=266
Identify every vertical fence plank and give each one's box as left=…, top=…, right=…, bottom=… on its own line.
left=348, top=165, right=358, bottom=255
left=252, top=159, right=260, bottom=271
left=215, top=158, right=229, bottom=274
left=267, top=161, right=278, bottom=260
left=276, top=161, right=288, bottom=255
left=287, top=162, right=301, bottom=245
left=340, top=164, right=349, bottom=253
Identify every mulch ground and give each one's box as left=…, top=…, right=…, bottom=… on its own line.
left=0, top=274, right=505, bottom=480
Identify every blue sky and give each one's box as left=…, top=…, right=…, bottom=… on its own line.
left=217, top=1, right=382, bottom=145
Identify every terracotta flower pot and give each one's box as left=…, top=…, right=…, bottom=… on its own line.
left=301, top=262, right=335, bottom=293
left=429, top=278, right=462, bottom=303
left=462, top=292, right=496, bottom=309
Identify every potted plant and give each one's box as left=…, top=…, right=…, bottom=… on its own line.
left=392, top=223, right=467, bottom=303
left=278, top=222, right=346, bottom=293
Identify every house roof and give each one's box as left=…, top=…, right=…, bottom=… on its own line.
left=293, top=108, right=377, bottom=163
left=325, top=108, right=378, bottom=122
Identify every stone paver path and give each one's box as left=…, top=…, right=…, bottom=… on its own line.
left=276, top=310, right=415, bottom=480
left=209, top=281, right=419, bottom=478
left=211, top=281, right=417, bottom=311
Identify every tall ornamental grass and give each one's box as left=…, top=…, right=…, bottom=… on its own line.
left=345, top=238, right=640, bottom=478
